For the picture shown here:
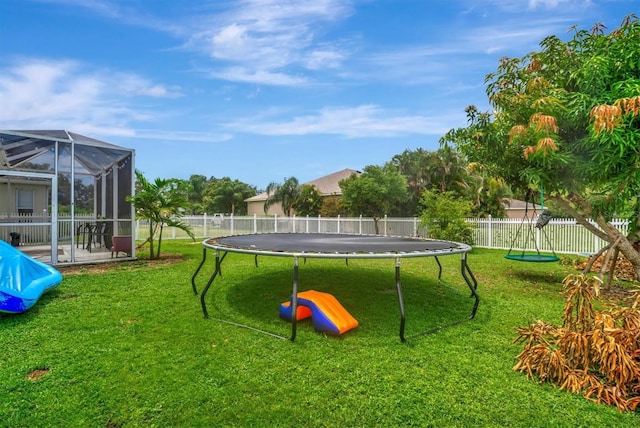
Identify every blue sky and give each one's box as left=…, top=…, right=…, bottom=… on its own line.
left=1, top=0, right=635, bottom=190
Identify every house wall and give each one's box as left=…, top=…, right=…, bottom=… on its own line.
left=505, top=209, right=528, bottom=219
left=0, top=179, right=49, bottom=216
left=247, top=200, right=286, bottom=216
left=505, top=207, right=546, bottom=219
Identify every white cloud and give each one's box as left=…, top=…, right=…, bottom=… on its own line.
left=305, top=48, right=345, bottom=70
left=0, top=58, right=181, bottom=133
left=361, top=45, right=459, bottom=85
left=210, top=23, right=251, bottom=60
left=210, top=67, right=309, bottom=86
left=111, top=74, right=183, bottom=98
left=0, top=59, right=102, bottom=123
left=189, top=0, right=353, bottom=85
left=29, top=0, right=186, bottom=36
left=483, top=0, right=589, bottom=12
left=528, top=0, right=563, bottom=8
left=225, top=104, right=463, bottom=138
left=131, top=129, right=233, bottom=143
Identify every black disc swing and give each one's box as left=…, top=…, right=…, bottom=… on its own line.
left=504, top=188, right=559, bottom=263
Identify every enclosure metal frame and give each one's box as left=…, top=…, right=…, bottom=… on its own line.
left=192, top=233, right=479, bottom=342
left=0, top=130, right=136, bottom=264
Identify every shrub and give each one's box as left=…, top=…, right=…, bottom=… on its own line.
left=419, top=190, right=474, bottom=244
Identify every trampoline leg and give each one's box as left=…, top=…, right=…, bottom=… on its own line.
left=395, top=257, right=406, bottom=342
left=199, top=251, right=288, bottom=341
left=434, top=256, right=443, bottom=282
left=200, top=250, right=223, bottom=318
left=218, top=252, right=228, bottom=274
left=191, top=247, right=207, bottom=295
left=290, top=257, right=299, bottom=342
left=461, top=254, right=480, bottom=319
left=403, top=253, right=480, bottom=341
left=192, top=249, right=228, bottom=296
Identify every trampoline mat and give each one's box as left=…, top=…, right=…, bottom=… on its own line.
left=208, top=233, right=465, bottom=255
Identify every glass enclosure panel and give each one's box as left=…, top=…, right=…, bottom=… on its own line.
left=1, top=131, right=135, bottom=265
left=0, top=134, right=56, bottom=173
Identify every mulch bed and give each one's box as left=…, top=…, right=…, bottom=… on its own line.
left=57, top=253, right=185, bottom=275
left=576, top=253, right=638, bottom=282
left=576, top=253, right=640, bottom=303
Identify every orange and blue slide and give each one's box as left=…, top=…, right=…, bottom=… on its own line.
left=279, top=290, right=358, bottom=335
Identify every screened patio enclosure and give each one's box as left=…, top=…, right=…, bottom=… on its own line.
left=0, top=130, right=135, bottom=265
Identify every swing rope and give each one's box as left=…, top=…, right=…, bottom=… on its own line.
left=505, top=188, right=559, bottom=263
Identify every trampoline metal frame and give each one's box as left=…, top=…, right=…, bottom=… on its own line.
left=191, top=233, right=480, bottom=342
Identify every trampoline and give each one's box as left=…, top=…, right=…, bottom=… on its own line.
left=191, top=233, right=479, bottom=342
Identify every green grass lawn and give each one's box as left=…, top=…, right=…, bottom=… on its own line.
left=1, top=240, right=638, bottom=427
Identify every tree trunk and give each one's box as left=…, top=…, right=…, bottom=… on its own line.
left=156, top=224, right=164, bottom=260
left=606, top=246, right=620, bottom=288
left=148, top=221, right=155, bottom=260
left=582, top=241, right=612, bottom=276
left=551, top=195, right=640, bottom=281
left=597, top=219, right=640, bottom=281
left=550, top=195, right=610, bottom=241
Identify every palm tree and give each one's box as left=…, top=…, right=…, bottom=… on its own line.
left=294, top=184, right=322, bottom=216
left=127, top=170, right=194, bottom=259
left=186, top=174, right=208, bottom=214
left=468, top=169, right=511, bottom=217
left=263, top=177, right=301, bottom=216
left=431, top=146, right=471, bottom=194
left=389, top=148, right=438, bottom=215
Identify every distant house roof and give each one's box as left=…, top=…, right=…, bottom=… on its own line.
left=305, top=168, right=360, bottom=196
left=246, top=168, right=360, bottom=202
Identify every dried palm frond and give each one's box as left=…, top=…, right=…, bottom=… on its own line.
left=514, top=273, right=640, bottom=412
left=562, top=274, right=600, bottom=331
left=513, top=320, right=562, bottom=348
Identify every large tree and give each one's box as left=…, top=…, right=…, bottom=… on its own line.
left=203, top=177, right=255, bottom=215
left=389, top=148, right=436, bottom=215
left=339, top=165, right=408, bottom=234
left=389, top=147, right=509, bottom=217
left=442, top=16, right=640, bottom=280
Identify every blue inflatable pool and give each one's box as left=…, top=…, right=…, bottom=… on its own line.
left=0, top=241, right=63, bottom=314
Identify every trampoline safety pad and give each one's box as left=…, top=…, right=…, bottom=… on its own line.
left=208, top=233, right=470, bottom=257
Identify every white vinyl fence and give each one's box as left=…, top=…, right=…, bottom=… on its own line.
left=0, top=213, right=98, bottom=245
left=135, top=214, right=630, bottom=256
left=136, top=215, right=423, bottom=242
left=0, top=213, right=133, bottom=246
left=467, top=216, right=628, bottom=255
